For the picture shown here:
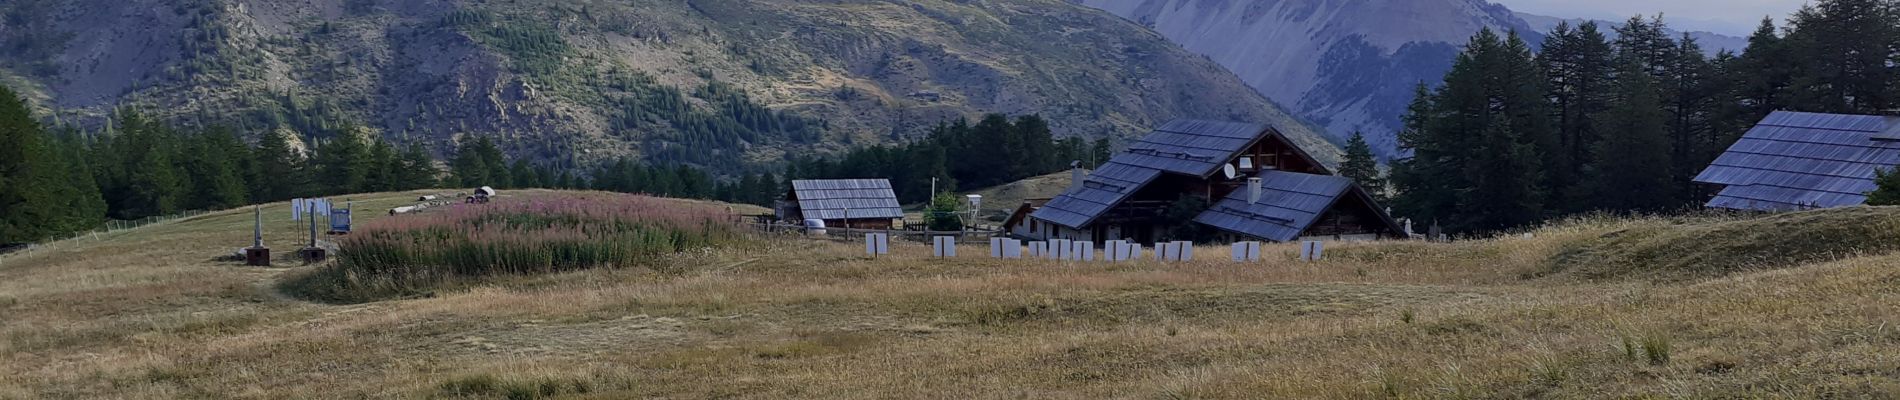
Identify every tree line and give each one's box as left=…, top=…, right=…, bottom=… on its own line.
left=0, top=85, right=793, bottom=245
left=0, top=85, right=442, bottom=243
left=787, top=114, right=1110, bottom=204
left=1368, top=0, right=1900, bottom=234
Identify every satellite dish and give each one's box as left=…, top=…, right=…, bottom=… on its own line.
left=1222, top=163, right=1238, bottom=179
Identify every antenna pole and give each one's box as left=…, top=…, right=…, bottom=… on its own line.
left=253, top=205, right=263, bottom=248
left=308, top=199, right=318, bottom=248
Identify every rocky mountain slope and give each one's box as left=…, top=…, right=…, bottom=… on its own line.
left=1077, top=0, right=1538, bottom=158
left=0, top=0, right=1340, bottom=171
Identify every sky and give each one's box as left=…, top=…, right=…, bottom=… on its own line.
left=1495, top=0, right=1811, bottom=36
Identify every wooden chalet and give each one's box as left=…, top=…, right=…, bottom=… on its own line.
left=777, top=179, right=904, bottom=229
left=1021, top=119, right=1403, bottom=244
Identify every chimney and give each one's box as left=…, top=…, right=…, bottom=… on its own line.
left=1247, top=177, right=1262, bottom=204
left=1069, top=161, right=1086, bottom=193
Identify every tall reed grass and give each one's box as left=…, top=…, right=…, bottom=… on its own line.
left=288, top=193, right=749, bottom=302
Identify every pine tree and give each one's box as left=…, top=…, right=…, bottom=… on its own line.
left=49, top=129, right=107, bottom=232
left=1391, top=29, right=1551, bottom=233
left=1539, top=21, right=1615, bottom=211
left=1584, top=60, right=1678, bottom=212
left=1338, top=131, right=1386, bottom=202
left=1735, top=17, right=1793, bottom=120
left=1782, top=0, right=1899, bottom=113
left=250, top=129, right=306, bottom=202
left=1866, top=167, right=1900, bottom=206
left=1390, top=83, right=1455, bottom=225
left=396, top=143, right=437, bottom=190
left=1662, top=35, right=1717, bottom=202
left=509, top=160, right=539, bottom=189
left=477, top=137, right=511, bottom=188
left=114, top=111, right=184, bottom=218
left=315, top=127, right=371, bottom=195
left=182, top=126, right=250, bottom=210
left=451, top=136, right=491, bottom=188
left=0, top=85, right=68, bottom=242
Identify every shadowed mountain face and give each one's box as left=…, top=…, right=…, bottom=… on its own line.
left=1077, top=0, right=1544, bottom=158
left=0, top=0, right=1340, bottom=170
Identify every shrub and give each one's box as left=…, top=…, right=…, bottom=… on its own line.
left=286, top=193, right=748, bottom=302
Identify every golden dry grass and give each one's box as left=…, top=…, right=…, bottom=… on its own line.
left=2, top=190, right=1897, bottom=399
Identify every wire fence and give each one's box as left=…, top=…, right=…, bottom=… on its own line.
left=0, top=209, right=219, bottom=263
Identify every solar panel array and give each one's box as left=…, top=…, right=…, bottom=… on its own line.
left=1694, top=111, right=1900, bottom=211
left=790, top=179, right=904, bottom=220
left=1031, top=119, right=1269, bottom=228
left=1194, top=171, right=1354, bottom=242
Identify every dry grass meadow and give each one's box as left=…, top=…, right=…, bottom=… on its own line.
left=2, top=189, right=1899, bottom=399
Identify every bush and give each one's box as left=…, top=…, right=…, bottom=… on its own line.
left=284, top=193, right=748, bottom=302
left=924, top=194, right=965, bottom=232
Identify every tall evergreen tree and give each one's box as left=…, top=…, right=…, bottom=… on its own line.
left=1584, top=60, right=1678, bottom=211
left=250, top=129, right=306, bottom=202
left=451, top=136, right=493, bottom=188
left=396, top=143, right=438, bottom=190
left=1734, top=17, right=1794, bottom=120
left=315, top=127, right=372, bottom=195
left=0, top=86, right=72, bottom=242
left=1662, top=35, right=1717, bottom=203
left=112, top=112, right=184, bottom=219
left=181, top=126, right=250, bottom=210
left=1781, top=0, right=1900, bottom=113
left=1338, top=131, right=1386, bottom=202
left=1538, top=21, right=1616, bottom=210
left=1391, top=29, right=1551, bottom=233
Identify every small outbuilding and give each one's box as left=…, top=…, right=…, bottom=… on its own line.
left=778, top=179, right=904, bottom=229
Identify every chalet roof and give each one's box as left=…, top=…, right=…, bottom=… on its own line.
left=789, top=179, right=904, bottom=220
left=1194, top=171, right=1399, bottom=242
left=1694, top=111, right=1900, bottom=211
left=1031, top=119, right=1319, bottom=229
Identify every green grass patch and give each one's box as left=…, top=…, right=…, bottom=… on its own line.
left=1545, top=207, right=1900, bottom=281
left=283, top=193, right=749, bottom=303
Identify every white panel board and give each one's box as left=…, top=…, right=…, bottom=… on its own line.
left=1003, top=239, right=1023, bottom=259
left=1078, top=241, right=1094, bottom=261
left=865, top=233, right=890, bottom=256
left=1231, top=242, right=1262, bottom=262
left=1300, top=240, right=1325, bottom=262
left=933, top=236, right=956, bottom=257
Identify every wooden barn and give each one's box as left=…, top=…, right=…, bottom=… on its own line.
left=1021, top=119, right=1403, bottom=244
left=777, top=179, right=904, bottom=229
left=1695, top=111, right=1900, bottom=211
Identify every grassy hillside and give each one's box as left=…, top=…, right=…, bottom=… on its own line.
left=0, top=0, right=1339, bottom=171
left=2, top=191, right=1897, bottom=398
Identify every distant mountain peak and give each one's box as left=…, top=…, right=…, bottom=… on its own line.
left=1079, top=0, right=1542, bottom=158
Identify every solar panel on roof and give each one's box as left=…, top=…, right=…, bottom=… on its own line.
left=790, top=179, right=903, bottom=219
left=1030, top=119, right=1282, bottom=228
left=1193, top=171, right=1359, bottom=242
left=1695, top=111, right=1900, bottom=211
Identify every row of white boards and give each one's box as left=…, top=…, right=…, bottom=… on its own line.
left=883, top=235, right=1326, bottom=262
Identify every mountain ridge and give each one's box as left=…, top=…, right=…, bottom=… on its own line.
left=1076, top=0, right=1540, bottom=158
left=0, top=0, right=1342, bottom=171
